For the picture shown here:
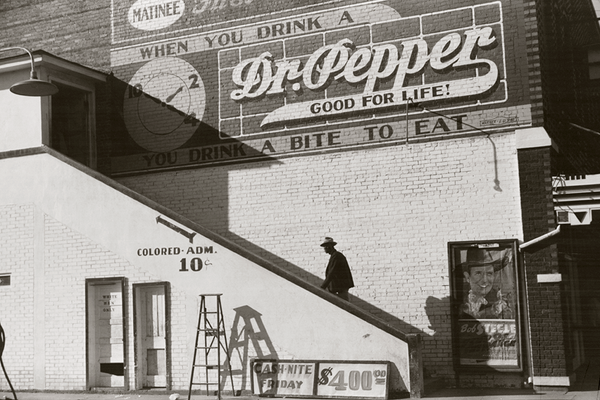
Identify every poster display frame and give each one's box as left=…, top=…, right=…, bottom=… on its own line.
left=448, top=239, right=523, bottom=372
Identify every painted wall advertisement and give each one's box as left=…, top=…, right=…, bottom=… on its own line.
left=251, top=359, right=390, bottom=399
left=448, top=240, right=521, bottom=370
left=109, top=0, right=531, bottom=174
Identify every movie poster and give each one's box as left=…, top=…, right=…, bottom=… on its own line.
left=449, top=240, right=522, bottom=370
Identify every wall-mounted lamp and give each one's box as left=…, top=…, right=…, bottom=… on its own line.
left=0, top=46, right=59, bottom=96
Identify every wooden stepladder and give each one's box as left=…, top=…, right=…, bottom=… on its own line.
left=188, top=294, right=235, bottom=400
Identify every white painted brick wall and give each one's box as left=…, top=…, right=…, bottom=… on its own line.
left=118, top=132, right=523, bottom=380
left=0, top=205, right=193, bottom=391
left=0, top=132, right=522, bottom=388
left=0, top=205, right=35, bottom=391
left=42, top=214, right=193, bottom=390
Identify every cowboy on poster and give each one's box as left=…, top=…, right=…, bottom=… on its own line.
left=449, top=240, right=522, bottom=370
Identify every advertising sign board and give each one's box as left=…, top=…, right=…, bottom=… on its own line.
left=110, top=0, right=531, bottom=174
left=251, top=359, right=390, bottom=399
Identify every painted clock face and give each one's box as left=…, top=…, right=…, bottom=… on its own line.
left=123, top=57, right=206, bottom=153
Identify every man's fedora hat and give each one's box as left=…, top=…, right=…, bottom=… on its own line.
left=462, top=248, right=503, bottom=271
left=320, top=237, right=337, bottom=247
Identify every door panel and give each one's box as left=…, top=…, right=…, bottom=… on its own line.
left=135, top=284, right=168, bottom=388
left=87, top=280, right=125, bottom=389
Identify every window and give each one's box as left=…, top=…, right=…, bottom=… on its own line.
left=51, top=82, right=95, bottom=167
left=588, top=47, right=600, bottom=80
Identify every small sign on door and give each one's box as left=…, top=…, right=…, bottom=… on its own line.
left=0, top=274, right=10, bottom=286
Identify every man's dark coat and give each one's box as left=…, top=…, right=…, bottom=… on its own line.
left=322, top=251, right=355, bottom=292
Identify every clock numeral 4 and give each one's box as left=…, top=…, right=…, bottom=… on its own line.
left=184, top=112, right=198, bottom=126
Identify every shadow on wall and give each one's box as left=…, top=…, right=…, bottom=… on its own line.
left=106, top=75, right=438, bottom=336
left=104, top=74, right=284, bottom=176
left=225, top=305, right=279, bottom=392
left=424, top=296, right=453, bottom=380
left=228, top=233, right=434, bottom=336
left=105, top=75, right=451, bottom=389
left=222, top=303, right=408, bottom=395
left=424, top=296, right=451, bottom=337
left=222, top=235, right=447, bottom=393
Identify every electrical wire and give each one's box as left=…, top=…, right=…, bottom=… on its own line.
left=0, top=322, right=18, bottom=400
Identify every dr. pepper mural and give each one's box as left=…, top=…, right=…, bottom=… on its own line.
left=109, top=0, right=531, bottom=174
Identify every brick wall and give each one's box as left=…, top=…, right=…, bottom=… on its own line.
left=0, top=0, right=539, bottom=388
left=0, top=1, right=112, bottom=72
left=118, top=131, right=524, bottom=383
left=520, top=0, right=544, bottom=130
left=0, top=205, right=35, bottom=391
left=43, top=213, right=195, bottom=390
left=531, top=0, right=600, bottom=174
left=518, top=146, right=566, bottom=380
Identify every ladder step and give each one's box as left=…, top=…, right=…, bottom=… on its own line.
left=194, top=364, right=220, bottom=368
left=203, top=329, right=224, bottom=336
left=189, top=294, right=234, bottom=397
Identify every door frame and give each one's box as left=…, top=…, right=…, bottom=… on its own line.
left=85, top=277, right=128, bottom=390
left=133, top=282, right=171, bottom=390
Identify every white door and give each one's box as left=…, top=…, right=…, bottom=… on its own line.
left=137, top=285, right=167, bottom=388
left=87, top=280, right=125, bottom=388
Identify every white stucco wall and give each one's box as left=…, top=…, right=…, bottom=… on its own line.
left=0, top=71, right=45, bottom=152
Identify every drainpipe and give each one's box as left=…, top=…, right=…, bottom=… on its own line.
left=520, top=226, right=561, bottom=252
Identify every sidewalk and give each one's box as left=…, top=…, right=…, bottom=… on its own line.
left=1, top=389, right=599, bottom=400
left=424, top=387, right=599, bottom=400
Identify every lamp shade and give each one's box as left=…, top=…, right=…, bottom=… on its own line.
left=1, top=46, right=59, bottom=96
left=10, top=78, right=59, bottom=96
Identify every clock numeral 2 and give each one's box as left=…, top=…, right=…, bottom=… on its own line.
left=188, top=74, right=200, bottom=89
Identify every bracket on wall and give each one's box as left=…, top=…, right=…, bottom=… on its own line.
left=156, top=215, right=196, bottom=243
